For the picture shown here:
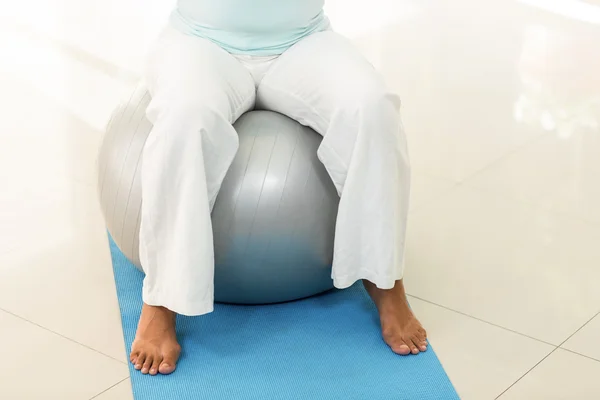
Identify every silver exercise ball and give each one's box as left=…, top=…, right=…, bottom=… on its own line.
left=97, top=85, right=339, bottom=304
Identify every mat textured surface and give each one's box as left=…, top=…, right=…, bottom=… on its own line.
left=109, top=236, right=459, bottom=400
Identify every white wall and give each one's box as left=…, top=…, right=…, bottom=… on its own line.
left=0, top=0, right=425, bottom=129
left=1, top=0, right=422, bottom=74
left=1, top=0, right=175, bottom=74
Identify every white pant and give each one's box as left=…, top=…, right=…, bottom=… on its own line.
left=140, top=27, right=411, bottom=316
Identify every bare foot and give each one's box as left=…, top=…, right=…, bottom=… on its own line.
left=130, top=304, right=181, bottom=375
left=364, top=279, right=428, bottom=356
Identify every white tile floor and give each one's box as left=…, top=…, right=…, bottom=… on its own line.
left=0, top=0, right=598, bottom=399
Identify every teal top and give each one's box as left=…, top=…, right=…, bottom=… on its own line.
left=170, top=0, right=330, bottom=55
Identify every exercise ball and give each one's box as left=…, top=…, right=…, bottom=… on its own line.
left=97, top=85, right=339, bottom=304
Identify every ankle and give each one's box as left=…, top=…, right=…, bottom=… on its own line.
left=143, top=303, right=173, bottom=312
left=141, top=304, right=177, bottom=323
left=364, top=280, right=411, bottom=311
left=363, top=279, right=407, bottom=297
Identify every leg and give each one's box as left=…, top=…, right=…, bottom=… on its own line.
left=132, top=27, right=256, bottom=375
left=257, top=31, right=426, bottom=355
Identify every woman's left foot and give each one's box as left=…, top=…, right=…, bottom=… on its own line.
left=364, top=279, right=428, bottom=355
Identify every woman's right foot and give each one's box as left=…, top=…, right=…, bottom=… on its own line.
left=130, top=304, right=181, bottom=375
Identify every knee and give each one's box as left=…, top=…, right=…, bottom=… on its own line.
left=146, top=90, right=233, bottom=128
left=333, top=82, right=409, bottom=168
left=336, top=82, right=403, bottom=142
left=330, top=79, right=402, bottom=136
left=143, top=98, right=235, bottom=161
left=351, top=82, right=401, bottom=115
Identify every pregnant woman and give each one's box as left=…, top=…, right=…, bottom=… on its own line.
left=131, top=0, right=427, bottom=376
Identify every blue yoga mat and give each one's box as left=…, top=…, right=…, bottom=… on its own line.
left=109, top=236, right=459, bottom=400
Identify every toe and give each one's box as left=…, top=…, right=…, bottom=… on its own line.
left=159, top=362, right=176, bottom=375
left=391, top=340, right=412, bottom=356
left=409, top=338, right=422, bottom=355
left=159, top=346, right=181, bottom=375
left=149, top=356, right=162, bottom=376
left=141, top=355, right=154, bottom=374
left=415, top=332, right=428, bottom=351
left=130, top=349, right=139, bottom=365
left=135, top=353, right=146, bottom=371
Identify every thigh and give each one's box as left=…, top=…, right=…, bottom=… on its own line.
left=256, top=31, right=398, bottom=135
left=145, top=26, right=256, bottom=123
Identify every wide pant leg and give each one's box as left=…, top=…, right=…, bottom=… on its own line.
left=257, top=31, right=411, bottom=290
left=140, top=27, right=256, bottom=316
